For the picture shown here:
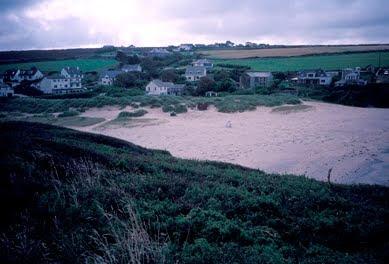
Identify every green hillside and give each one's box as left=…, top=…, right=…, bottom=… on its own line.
left=214, top=52, right=389, bottom=72
left=0, top=121, right=388, bottom=263
left=0, top=58, right=118, bottom=73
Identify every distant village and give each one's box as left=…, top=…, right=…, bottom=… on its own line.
left=1, top=43, right=388, bottom=98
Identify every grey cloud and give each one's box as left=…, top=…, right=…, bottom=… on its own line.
left=0, top=0, right=40, bottom=12
left=0, top=0, right=388, bottom=50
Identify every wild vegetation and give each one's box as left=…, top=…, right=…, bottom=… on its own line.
left=0, top=90, right=301, bottom=115
left=0, top=121, right=388, bottom=263
left=213, top=52, right=389, bottom=72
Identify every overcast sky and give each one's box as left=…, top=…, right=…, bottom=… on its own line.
left=0, top=0, right=388, bottom=51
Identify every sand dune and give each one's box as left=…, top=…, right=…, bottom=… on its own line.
left=75, top=102, right=389, bottom=186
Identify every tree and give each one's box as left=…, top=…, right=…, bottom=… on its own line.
left=161, top=69, right=179, bottom=83
left=217, top=79, right=236, bottom=92
left=197, top=77, right=216, bottom=96
left=115, top=51, right=129, bottom=64
left=140, top=57, right=162, bottom=78
left=114, top=72, right=139, bottom=88
left=127, top=55, right=140, bottom=65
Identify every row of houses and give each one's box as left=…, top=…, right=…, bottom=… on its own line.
left=143, top=59, right=214, bottom=96
left=34, top=67, right=84, bottom=94
left=2, top=67, right=44, bottom=87
left=0, top=66, right=86, bottom=96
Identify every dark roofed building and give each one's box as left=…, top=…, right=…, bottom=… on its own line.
left=297, top=69, right=332, bottom=86
left=145, top=79, right=185, bottom=96
left=100, top=70, right=122, bottom=86
left=376, top=68, right=389, bottom=84
left=121, top=64, right=142, bottom=72
left=18, top=67, right=44, bottom=81
left=185, top=66, right=207, bottom=81
left=240, top=71, right=274, bottom=89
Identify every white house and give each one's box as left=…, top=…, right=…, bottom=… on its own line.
left=185, top=66, right=207, bottom=81
left=192, top=59, right=213, bottom=69
left=335, top=68, right=367, bottom=87
left=179, top=44, right=192, bottom=51
left=239, top=72, right=274, bottom=89
left=100, top=70, right=122, bottom=86
left=38, top=74, right=86, bottom=94
left=145, top=79, right=185, bottom=96
left=61, top=66, right=83, bottom=89
left=0, top=83, right=14, bottom=97
left=148, top=48, right=171, bottom=57
left=297, top=69, right=332, bottom=86
left=17, top=67, right=44, bottom=82
left=3, top=69, right=20, bottom=86
left=121, top=64, right=142, bottom=72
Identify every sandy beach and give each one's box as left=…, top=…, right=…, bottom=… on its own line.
left=74, top=102, right=389, bottom=186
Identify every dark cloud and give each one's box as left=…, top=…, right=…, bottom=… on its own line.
left=0, top=0, right=40, bottom=12
left=0, top=0, right=388, bottom=50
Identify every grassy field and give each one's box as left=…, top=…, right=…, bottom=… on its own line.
left=214, top=51, right=389, bottom=72
left=0, top=58, right=118, bottom=73
left=1, top=121, right=388, bottom=263
left=201, top=45, right=389, bottom=59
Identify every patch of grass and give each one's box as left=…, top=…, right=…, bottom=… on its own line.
left=0, top=58, right=118, bottom=72
left=58, top=110, right=79, bottom=118
left=117, top=109, right=148, bottom=118
left=209, top=94, right=301, bottom=113
left=271, top=104, right=314, bottom=114
left=213, top=51, right=389, bottom=71
left=0, top=121, right=388, bottom=263
left=54, top=116, right=105, bottom=127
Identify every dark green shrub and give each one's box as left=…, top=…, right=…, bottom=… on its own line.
left=162, top=104, right=175, bottom=113
left=175, top=104, right=187, bottom=113
left=58, top=110, right=79, bottom=118
left=117, top=109, right=148, bottom=118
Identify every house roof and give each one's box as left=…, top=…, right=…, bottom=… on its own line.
left=63, top=66, right=81, bottom=75
left=102, top=70, right=122, bottom=78
left=149, top=48, right=170, bottom=54
left=121, top=64, right=141, bottom=71
left=185, top=66, right=207, bottom=75
left=3, top=69, right=19, bottom=77
left=19, top=67, right=40, bottom=77
left=246, top=71, right=272, bottom=78
left=46, top=74, right=68, bottom=80
left=298, top=69, right=329, bottom=78
left=150, top=79, right=185, bottom=89
left=377, top=68, right=389, bottom=76
left=193, top=59, right=212, bottom=64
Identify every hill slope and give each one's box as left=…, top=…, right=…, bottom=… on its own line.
left=0, top=121, right=388, bottom=263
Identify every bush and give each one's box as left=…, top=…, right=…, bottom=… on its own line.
left=58, top=110, right=79, bottom=117
left=1, top=121, right=388, bottom=263
left=175, top=104, right=187, bottom=114
left=162, top=104, right=175, bottom=113
left=117, top=109, right=148, bottom=118
left=197, top=102, right=209, bottom=111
